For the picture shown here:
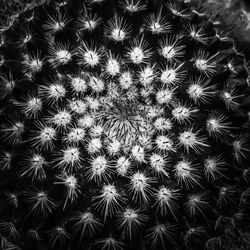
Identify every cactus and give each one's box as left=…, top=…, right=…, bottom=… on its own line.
left=0, top=0, right=249, bottom=249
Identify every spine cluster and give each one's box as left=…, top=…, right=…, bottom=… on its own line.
left=0, top=0, right=249, bottom=249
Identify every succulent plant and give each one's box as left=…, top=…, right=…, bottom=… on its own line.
left=0, top=0, right=250, bottom=249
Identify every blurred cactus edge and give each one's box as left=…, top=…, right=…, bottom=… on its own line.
left=0, top=0, right=250, bottom=250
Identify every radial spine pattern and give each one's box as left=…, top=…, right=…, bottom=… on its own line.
left=0, top=0, right=250, bottom=250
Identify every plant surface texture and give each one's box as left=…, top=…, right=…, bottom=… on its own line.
left=0, top=0, right=250, bottom=250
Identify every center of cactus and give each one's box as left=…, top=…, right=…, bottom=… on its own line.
left=99, top=99, right=152, bottom=150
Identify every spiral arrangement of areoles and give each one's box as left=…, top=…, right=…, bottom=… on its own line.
left=0, top=0, right=249, bottom=249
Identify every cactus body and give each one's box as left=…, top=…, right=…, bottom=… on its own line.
left=0, top=0, right=249, bottom=250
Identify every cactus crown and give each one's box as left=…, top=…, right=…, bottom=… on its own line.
left=0, top=0, right=249, bottom=250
